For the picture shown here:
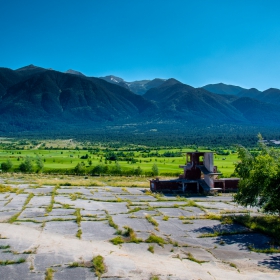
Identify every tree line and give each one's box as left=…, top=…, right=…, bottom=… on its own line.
left=1, top=157, right=161, bottom=177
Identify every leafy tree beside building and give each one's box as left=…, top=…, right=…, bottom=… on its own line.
left=234, top=135, right=280, bottom=216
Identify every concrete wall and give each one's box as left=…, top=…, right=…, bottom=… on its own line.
left=204, top=175, right=214, bottom=188
left=204, top=153, right=214, bottom=172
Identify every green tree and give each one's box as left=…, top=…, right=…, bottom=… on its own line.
left=111, top=162, right=122, bottom=175
left=1, top=159, right=13, bottom=172
left=74, top=162, right=86, bottom=175
left=134, top=166, right=143, bottom=176
left=36, top=156, right=44, bottom=172
left=234, top=135, right=280, bottom=216
left=19, top=156, right=33, bottom=173
left=152, top=163, right=159, bottom=176
left=92, top=164, right=108, bottom=176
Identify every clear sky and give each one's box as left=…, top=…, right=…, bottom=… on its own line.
left=1, top=0, right=280, bottom=90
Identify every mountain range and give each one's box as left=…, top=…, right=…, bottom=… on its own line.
left=201, top=83, right=280, bottom=105
left=1, top=64, right=280, bottom=134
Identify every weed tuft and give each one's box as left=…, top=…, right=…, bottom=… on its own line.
left=68, top=262, right=80, bottom=267
left=45, top=268, right=54, bottom=280
left=248, top=244, right=280, bottom=253
left=185, top=252, right=206, bottom=264
left=92, top=255, right=106, bottom=279
left=110, top=236, right=124, bottom=245
left=148, top=245, right=154, bottom=253
left=76, top=229, right=82, bottom=239
left=145, top=215, right=159, bottom=227
left=145, top=234, right=166, bottom=247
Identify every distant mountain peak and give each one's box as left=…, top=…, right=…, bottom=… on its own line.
left=247, top=88, right=260, bottom=92
left=202, top=83, right=245, bottom=96
left=16, top=64, right=43, bottom=71
left=159, top=78, right=182, bottom=88
left=101, top=75, right=125, bottom=84
left=65, top=69, right=85, bottom=77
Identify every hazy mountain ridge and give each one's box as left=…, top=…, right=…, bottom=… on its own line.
left=1, top=65, right=280, bottom=133
left=203, top=83, right=280, bottom=105
left=0, top=68, right=156, bottom=125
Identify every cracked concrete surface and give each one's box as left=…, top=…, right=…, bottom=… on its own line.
left=0, top=177, right=279, bottom=280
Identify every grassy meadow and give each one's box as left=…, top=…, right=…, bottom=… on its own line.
left=0, top=138, right=240, bottom=177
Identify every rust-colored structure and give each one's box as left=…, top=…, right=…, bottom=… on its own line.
left=150, top=152, right=239, bottom=193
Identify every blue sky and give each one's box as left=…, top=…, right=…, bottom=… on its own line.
left=1, top=0, right=280, bottom=90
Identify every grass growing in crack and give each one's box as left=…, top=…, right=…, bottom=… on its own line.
left=0, top=245, right=10, bottom=249
left=23, top=248, right=37, bottom=254
left=70, top=193, right=79, bottom=200
left=122, top=226, right=142, bottom=243
left=248, top=244, right=280, bottom=253
left=24, top=193, right=34, bottom=207
left=50, top=218, right=73, bottom=222
left=0, top=184, right=18, bottom=193
left=115, top=229, right=123, bottom=235
left=110, top=236, right=124, bottom=245
left=16, top=189, right=24, bottom=195
left=92, top=255, right=106, bottom=279
left=46, top=185, right=59, bottom=213
left=185, top=252, right=206, bottom=264
left=45, top=268, right=55, bottom=280
left=4, top=198, right=12, bottom=206
left=162, top=215, right=169, bottom=221
left=128, top=207, right=142, bottom=213
left=198, top=230, right=251, bottom=238
left=106, top=213, right=119, bottom=230
left=148, top=245, right=154, bottom=253
left=110, top=226, right=142, bottom=245
left=145, top=234, right=166, bottom=247
left=202, top=213, right=222, bottom=220
left=153, top=192, right=166, bottom=200
left=68, top=262, right=81, bottom=267
left=74, top=208, right=82, bottom=226
left=8, top=193, right=34, bottom=223
left=145, top=215, right=159, bottom=227
left=76, top=229, right=82, bottom=239
left=185, top=199, right=198, bottom=207
left=62, top=203, right=72, bottom=209
left=73, top=208, right=82, bottom=238
left=150, top=275, right=160, bottom=280
left=0, top=258, right=25, bottom=265
left=182, top=220, right=193, bottom=224
left=229, top=262, right=237, bottom=268
left=221, top=216, right=234, bottom=224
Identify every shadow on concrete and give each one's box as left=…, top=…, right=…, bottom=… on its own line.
left=214, top=233, right=270, bottom=248
left=193, top=223, right=247, bottom=235
left=258, top=255, right=280, bottom=270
